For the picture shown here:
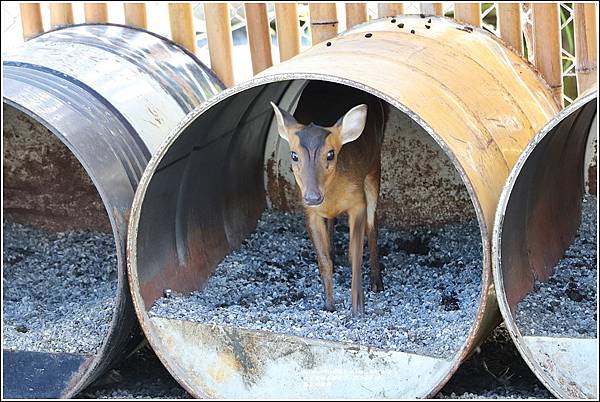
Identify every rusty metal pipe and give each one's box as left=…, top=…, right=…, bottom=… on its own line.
left=127, top=16, right=559, bottom=398
left=493, top=89, right=598, bottom=399
left=2, top=23, right=223, bottom=398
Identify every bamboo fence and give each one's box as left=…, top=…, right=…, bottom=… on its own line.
left=16, top=2, right=598, bottom=100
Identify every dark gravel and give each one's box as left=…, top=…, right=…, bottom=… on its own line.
left=436, top=324, right=553, bottom=399
left=2, top=222, right=117, bottom=354
left=77, top=343, right=192, bottom=400
left=515, top=195, right=597, bottom=338
left=150, top=210, right=482, bottom=358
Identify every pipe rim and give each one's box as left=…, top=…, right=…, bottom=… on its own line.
left=25, top=22, right=225, bottom=92
left=2, top=100, right=130, bottom=397
left=127, top=72, right=492, bottom=398
left=492, top=89, right=598, bottom=398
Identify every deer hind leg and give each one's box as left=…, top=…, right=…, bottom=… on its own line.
left=348, top=203, right=367, bottom=315
left=306, top=211, right=335, bottom=312
left=365, top=171, right=384, bottom=292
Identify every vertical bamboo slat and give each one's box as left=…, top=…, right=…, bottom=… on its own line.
left=50, top=3, right=74, bottom=28
left=532, top=3, right=563, bottom=107
left=124, top=3, right=147, bottom=29
left=521, top=3, right=535, bottom=63
left=574, top=3, right=598, bottom=93
left=168, top=3, right=197, bottom=53
left=84, top=3, right=108, bottom=23
left=345, top=3, right=368, bottom=29
left=420, top=3, right=444, bottom=16
left=498, top=3, right=522, bottom=55
left=309, top=3, right=338, bottom=45
left=244, top=3, right=273, bottom=75
left=204, top=2, right=235, bottom=87
left=377, top=3, right=404, bottom=18
left=20, top=3, right=44, bottom=40
left=454, top=3, right=481, bottom=26
left=274, top=3, right=301, bottom=62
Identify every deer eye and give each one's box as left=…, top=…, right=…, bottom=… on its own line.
left=326, top=150, right=335, bottom=161
left=290, top=151, right=299, bottom=162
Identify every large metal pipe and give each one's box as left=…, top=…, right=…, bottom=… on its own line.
left=493, top=89, right=598, bottom=399
left=127, top=16, right=559, bottom=398
left=2, top=23, right=223, bottom=398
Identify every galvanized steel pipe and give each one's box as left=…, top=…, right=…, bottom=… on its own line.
left=2, top=23, right=223, bottom=398
left=127, top=15, right=560, bottom=398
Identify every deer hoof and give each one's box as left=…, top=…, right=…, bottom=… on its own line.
left=324, top=301, right=336, bottom=312
left=351, top=303, right=365, bottom=316
left=370, top=276, right=384, bottom=292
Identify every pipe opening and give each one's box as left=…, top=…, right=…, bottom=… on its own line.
left=3, top=104, right=118, bottom=356
left=133, top=80, right=487, bottom=397
left=494, top=94, right=597, bottom=398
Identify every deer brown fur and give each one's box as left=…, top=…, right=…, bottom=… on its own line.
left=271, top=82, right=388, bottom=315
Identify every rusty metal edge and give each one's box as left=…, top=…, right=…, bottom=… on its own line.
left=127, top=72, right=493, bottom=399
left=2, top=99, right=132, bottom=398
left=492, top=89, right=598, bottom=399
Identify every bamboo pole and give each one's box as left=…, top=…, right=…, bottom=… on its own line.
left=84, top=3, right=108, bottom=23
left=420, top=3, right=444, bottom=16
left=498, top=3, right=522, bottom=55
left=377, top=3, right=404, bottom=18
left=244, top=3, right=273, bottom=75
left=454, top=3, right=481, bottom=26
left=168, top=3, right=197, bottom=53
left=204, top=2, right=235, bottom=87
left=574, top=3, right=598, bottom=93
left=274, top=3, right=301, bottom=62
left=124, top=3, right=147, bottom=29
left=532, top=3, right=563, bottom=107
left=20, top=3, right=44, bottom=40
left=345, top=3, right=368, bottom=28
left=50, top=3, right=74, bottom=28
left=309, top=3, right=338, bottom=45
left=521, top=3, right=535, bottom=63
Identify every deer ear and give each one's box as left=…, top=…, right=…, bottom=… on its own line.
left=336, top=104, right=368, bottom=145
left=270, top=102, right=297, bottom=142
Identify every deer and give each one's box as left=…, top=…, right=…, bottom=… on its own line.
left=270, top=83, right=388, bottom=315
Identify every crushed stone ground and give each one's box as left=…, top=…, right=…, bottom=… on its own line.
left=3, top=222, right=117, bottom=354
left=150, top=210, right=483, bottom=358
left=515, top=195, right=597, bottom=338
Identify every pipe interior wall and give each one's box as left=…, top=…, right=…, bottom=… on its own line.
left=2, top=23, right=224, bottom=398
left=494, top=91, right=598, bottom=399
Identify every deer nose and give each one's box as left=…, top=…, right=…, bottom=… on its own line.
left=304, top=191, right=323, bottom=206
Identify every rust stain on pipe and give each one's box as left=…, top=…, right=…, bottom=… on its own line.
left=127, top=16, right=560, bottom=399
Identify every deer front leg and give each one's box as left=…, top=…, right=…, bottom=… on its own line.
left=306, top=211, right=335, bottom=312
left=327, top=217, right=336, bottom=266
left=348, top=204, right=367, bottom=315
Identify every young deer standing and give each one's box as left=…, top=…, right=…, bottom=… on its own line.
left=270, top=84, right=387, bottom=315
